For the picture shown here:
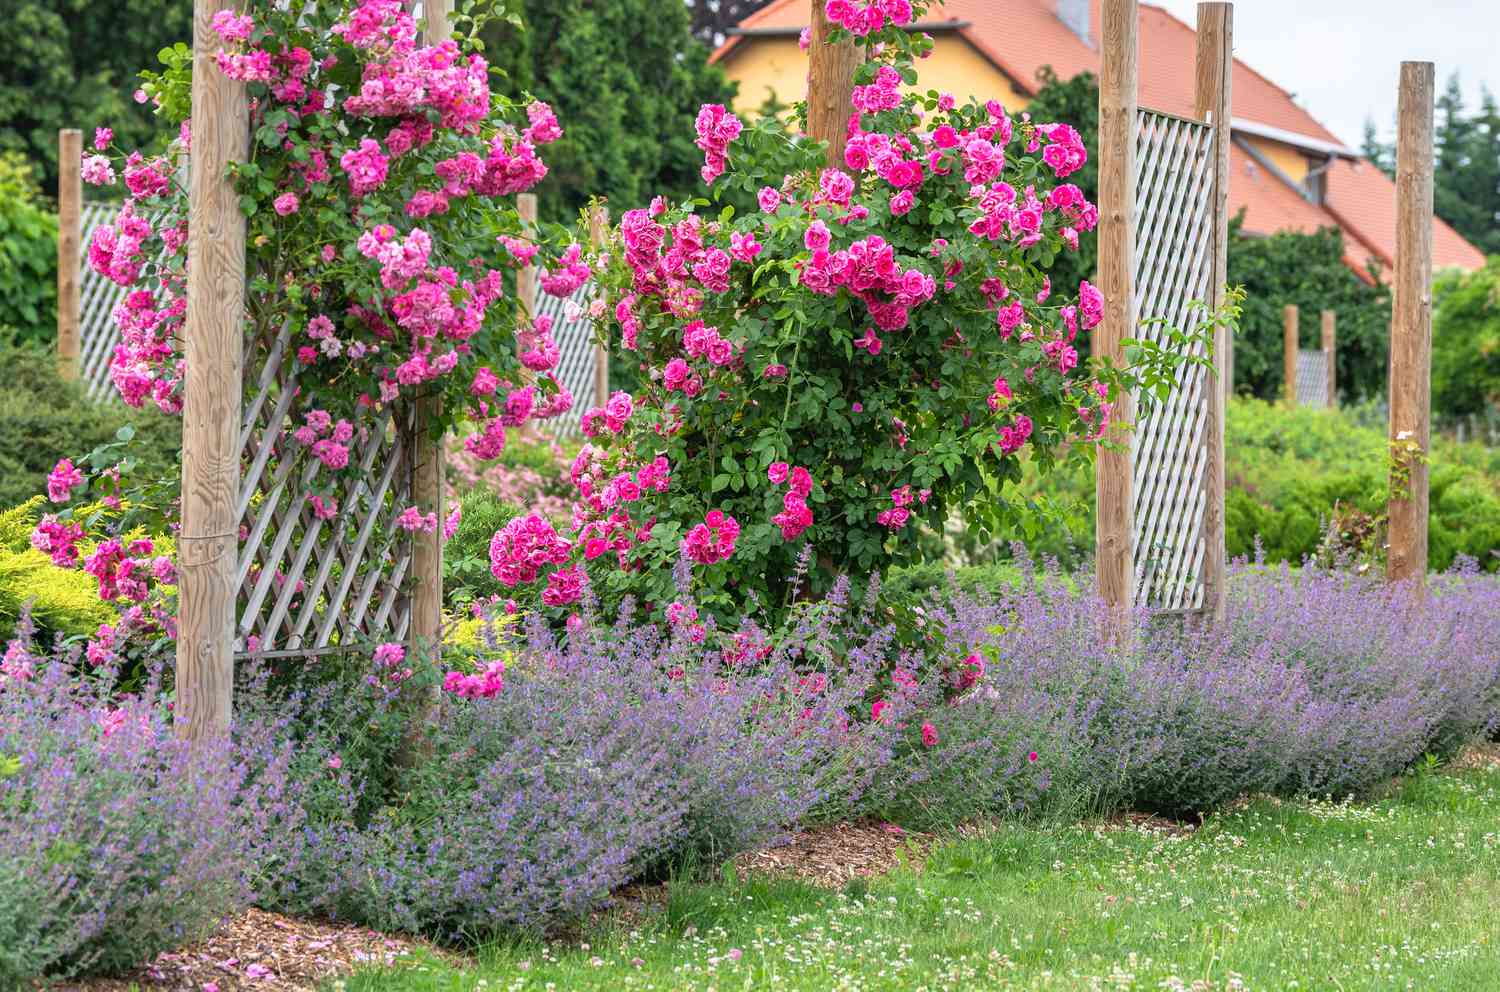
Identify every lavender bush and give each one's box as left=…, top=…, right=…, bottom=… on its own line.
left=250, top=583, right=893, bottom=938
left=241, top=559, right=1498, bottom=942
left=10, top=555, right=1497, bottom=969
left=876, top=558, right=1500, bottom=819
left=0, top=629, right=247, bottom=982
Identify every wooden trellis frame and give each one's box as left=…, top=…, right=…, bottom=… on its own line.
left=232, top=326, right=419, bottom=658
left=1097, top=0, right=1231, bottom=619
left=176, top=0, right=447, bottom=739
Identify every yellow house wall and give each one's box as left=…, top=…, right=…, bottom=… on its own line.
left=1242, top=134, right=1311, bottom=183
left=720, top=34, right=1029, bottom=118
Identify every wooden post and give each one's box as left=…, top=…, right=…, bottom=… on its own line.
left=409, top=0, right=449, bottom=673
left=1282, top=304, right=1299, bottom=406
left=589, top=205, right=610, bottom=409
left=1387, top=61, right=1435, bottom=588
left=516, top=192, right=538, bottom=315
left=1096, top=0, right=1138, bottom=615
left=1194, top=2, right=1231, bottom=623
left=1223, top=328, right=1234, bottom=400
left=807, top=0, right=862, bottom=170
left=1321, top=309, right=1337, bottom=407
left=57, top=129, right=82, bottom=382
left=177, top=0, right=248, bottom=742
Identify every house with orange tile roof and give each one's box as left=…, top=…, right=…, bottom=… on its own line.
left=711, top=0, right=1487, bottom=280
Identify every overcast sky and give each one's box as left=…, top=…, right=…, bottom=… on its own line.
left=1153, top=0, right=1500, bottom=148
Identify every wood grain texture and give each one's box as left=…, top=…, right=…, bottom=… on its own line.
left=1321, top=309, right=1337, bottom=407
left=808, top=0, right=863, bottom=170
left=57, top=129, right=82, bottom=381
left=516, top=192, right=538, bottom=314
left=177, top=0, right=248, bottom=742
left=1095, top=0, right=1138, bottom=614
left=1282, top=304, right=1298, bottom=406
left=1388, top=62, right=1435, bottom=588
left=409, top=0, right=451, bottom=666
left=1193, top=2, right=1231, bottom=623
left=590, top=205, right=610, bottom=408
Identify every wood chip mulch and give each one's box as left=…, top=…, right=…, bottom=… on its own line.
left=731, top=820, right=935, bottom=887
left=1448, top=742, right=1500, bottom=772
left=50, top=908, right=462, bottom=992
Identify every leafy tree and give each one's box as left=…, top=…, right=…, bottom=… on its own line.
left=0, top=1, right=192, bottom=194
left=1432, top=261, right=1500, bottom=418
left=481, top=0, right=736, bottom=223
left=0, top=153, right=56, bottom=344
left=1225, top=219, right=1391, bottom=402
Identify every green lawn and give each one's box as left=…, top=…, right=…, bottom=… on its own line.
left=345, top=757, right=1500, bottom=991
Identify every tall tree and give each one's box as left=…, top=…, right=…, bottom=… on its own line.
left=1433, top=73, right=1484, bottom=249
left=0, top=1, right=192, bottom=195
left=482, top=0, right=736, bottom=223
left=684, top=0, right=777, bottom=46
left=1360, top=117, right=1395, bottom=178
left=1424, top=73, right=1500, bottom=257
left=1449, top=86, right=1500, bottom=256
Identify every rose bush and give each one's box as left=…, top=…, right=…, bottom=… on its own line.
left=36, top=0, right=585, bottom=662
left=492, top=1, right=1189, bottom=622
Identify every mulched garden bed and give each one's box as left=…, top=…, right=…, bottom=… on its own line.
left=52, top=909, right=461, bottom=992
left=48, top=743, right=1500, bottom=989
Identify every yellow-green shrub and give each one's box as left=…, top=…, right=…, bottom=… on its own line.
left=0, top=498, right=117, bottom=643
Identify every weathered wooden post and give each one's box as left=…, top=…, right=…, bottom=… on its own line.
left=177, top=0, right=249, bottom=741
left=807, top=0, right=862, bottom=169
left=1282, top=303, right=1299, bottom=406
left=1195, top=1, right=1231, bottom=623
left=57, top=129, right=82, bottom=382
left=1096, top=0, right=1138, bottom=616
left=1387, top=61, right=1435, bottom=588
left=409, top=0, right=449, bottom=678
left=590, top=205, right=611, bottom=409
left=517, top=193, right=538, bottom=313
left=1321, top=309, right=1337, bottom=407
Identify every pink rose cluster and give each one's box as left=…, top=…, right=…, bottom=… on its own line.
left=875, top=484, right=928, bottom=532
left=823, top=0, right=914, bottom=38
left=396, top=505, right=438, bottom=532
left=799, top=225, right=936, bottom=332
left=694, top=103, right=742, bottom=184
left=87, top=203, right=154, bottom=288
left=294, top=410, right=356, bottom=469
left=539, top=243, right=592, bottom=298
left=82, top=537, right=173, bottom=605
left=46, top=458, right=85, bottom=503
left=369, top=641, right=414, bottom=692
left=443, top=659, right=505, bottom=699
left=489, top=512, right=572, bottom=587
left=518, top=314, right=561, bottom=372
left=767, top=464, right=815, bottom=541
left=580, top=390, right=635, bottom=438
left=31, top=516, right=86, bottom=568
left=683, top=509, right=740, bottom=565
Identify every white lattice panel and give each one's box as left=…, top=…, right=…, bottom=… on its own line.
left=530, top=284, right=600, bottom=438
left=1296, top=349, right=1331, bottom=408
left=234, top=322, right=414, bottom=659
left=1130, top=109, right=1218, bottom=612
left=76, top=202, right=129, bottom=401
